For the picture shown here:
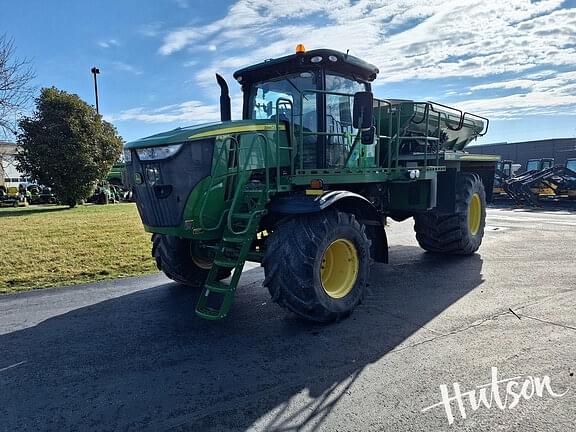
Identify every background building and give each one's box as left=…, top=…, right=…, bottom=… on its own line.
left=469, top=138, right=576, bottom=171
left=0, top=141, right=22, bottom=187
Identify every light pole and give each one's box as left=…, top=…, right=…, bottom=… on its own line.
left=91, top=67, right=100, bottom=114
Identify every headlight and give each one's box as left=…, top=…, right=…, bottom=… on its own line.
left=123, top=149, right=132, bottom=162
left=136, top=144, right=183, bottom=161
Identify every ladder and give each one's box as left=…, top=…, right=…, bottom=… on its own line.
left=195, top=182, right=269, bottom=320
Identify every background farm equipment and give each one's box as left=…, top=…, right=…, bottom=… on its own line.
left=106, top=162, right=126, bottom=187
left=0, top=185, right=28, bottom=207
left=503, top=158, right=576, bottom=206
left=27, top=185, right=58, bottom=205
left=88, top=183, right=123, bottom=205
left=493, top=160, right=518, bottom=197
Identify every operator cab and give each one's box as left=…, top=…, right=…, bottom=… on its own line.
left=526, top=158, right=554, bottom=172
left=233, top=47, right=379, bottom=169
left=496, top=160, right=513, bottom=177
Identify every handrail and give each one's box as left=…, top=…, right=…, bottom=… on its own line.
left=428, top=101, right=465, bottom=131
left=275, top=97, right=294, bottom=186
left=226, top=133, right=269, bottom=235
left=463, top=111, right=490, bottom=136
left=197, top=103, right=295, bottom=232
left=372, top=98, right=444, bottom=170
left=427, top=101, right=489, bottom=136
left=197, top=136, right=239, bottom=231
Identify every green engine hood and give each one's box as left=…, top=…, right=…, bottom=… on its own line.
left=125, top=120, right=283, bottom=149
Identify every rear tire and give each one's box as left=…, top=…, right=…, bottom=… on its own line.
left=152, top=234, right=232, bottom=287
left=414, top=173, right=486, bottom=255
left=262, top=210, right=371, bottom=322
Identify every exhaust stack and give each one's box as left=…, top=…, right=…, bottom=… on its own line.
left=216, top=73, right=231, bottom=122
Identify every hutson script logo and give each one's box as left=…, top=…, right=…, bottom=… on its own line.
left=421, top=367, right=568, bottom=425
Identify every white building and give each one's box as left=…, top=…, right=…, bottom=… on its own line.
left=0, top=141, right=26, bottom=187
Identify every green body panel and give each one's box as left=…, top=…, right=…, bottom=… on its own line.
left=125, top=120, right=283, bottom=149
left=137, top=125, right=291, bottom=240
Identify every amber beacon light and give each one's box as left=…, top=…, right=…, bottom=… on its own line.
left=295, top=44, right=306, bottom=54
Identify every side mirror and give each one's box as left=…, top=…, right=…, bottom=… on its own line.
left=353, top=91, right=374, bottom=130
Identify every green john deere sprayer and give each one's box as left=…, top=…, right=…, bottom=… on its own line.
left=125, top=46, right=499, bottom=322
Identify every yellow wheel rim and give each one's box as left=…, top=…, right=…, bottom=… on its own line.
left=468, top=193, right=481, bottom=236
left=320, top=239, right=359, bottom=299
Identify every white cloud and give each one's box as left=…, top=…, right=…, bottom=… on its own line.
left=459, top=71, right=576, bottom=119
left=107, top=100, right=221, bottom=123
left=158, top=0, right=575, bottom=88
left=111, top=61, right=143, bottom=75
left=119, top=0, right=575, bottom=128
left=98, top=39, right=120, bottom=49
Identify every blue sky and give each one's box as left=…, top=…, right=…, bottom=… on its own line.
left=1, top=0, right=576, bottom=145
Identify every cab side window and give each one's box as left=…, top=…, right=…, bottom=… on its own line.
left=325, top=75, right=366, bottom=167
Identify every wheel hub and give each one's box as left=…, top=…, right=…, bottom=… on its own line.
left=320, top=239, right=359, bottom=298
left=468, top=193, right=481, bottom=236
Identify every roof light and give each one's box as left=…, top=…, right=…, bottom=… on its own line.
left=310, top=56, right=323, bottom=63
left=295, top=44, right=306, bottom=54
left=328, top=55, right=338, bottom=62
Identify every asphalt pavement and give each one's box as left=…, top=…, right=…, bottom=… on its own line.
left=1, top=206, right=575, bottom=431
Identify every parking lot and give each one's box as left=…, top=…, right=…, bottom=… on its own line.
left=1, top=206, right=574, bottom=431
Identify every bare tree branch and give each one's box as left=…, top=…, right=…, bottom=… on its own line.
left=0, top=34, right=35, bottom=139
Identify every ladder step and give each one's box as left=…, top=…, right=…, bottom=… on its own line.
left=222, top=235, right=247, bottom=243
left=232, top=212, right=252, bottom=220
left=243, top=189, right=266, bottom=197
left=196, top=305, right=227, bottom=320
left=205, top=280, right=234, bottom=294
left=213, top=257, right=238, bottom=268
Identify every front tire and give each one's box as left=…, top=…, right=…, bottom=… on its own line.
left=152, top=234, right=232, bottom=287
left=263, top=210, right=371, bottom=322
left=414, top=173, right=486, bottom=255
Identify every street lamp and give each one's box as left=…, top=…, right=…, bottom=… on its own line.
left=91, top=67, right=100, bottom=114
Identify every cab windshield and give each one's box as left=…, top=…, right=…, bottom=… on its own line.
left=248, top=72, right=318, bottom=122
left=246, top=71, right=369, bottom=168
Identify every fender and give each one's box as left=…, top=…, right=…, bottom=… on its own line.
left=269, top=190, right=373, bottom=213
left=269, top=191, right=388, bottom=263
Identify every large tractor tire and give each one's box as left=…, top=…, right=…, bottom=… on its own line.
left=152, top=234, right=232, bottom=287
left=262, top=210, right=371, bottom=322
left=414, top=173, right=486, bottom=255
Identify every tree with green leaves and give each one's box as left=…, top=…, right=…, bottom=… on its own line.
left=16, top=87, right=123, bottom=207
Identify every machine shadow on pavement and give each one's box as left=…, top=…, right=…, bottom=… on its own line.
left=0, top=245, right=484, bottom=432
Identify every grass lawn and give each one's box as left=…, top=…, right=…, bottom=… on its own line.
left=0, top=203, right=157, bottom=294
